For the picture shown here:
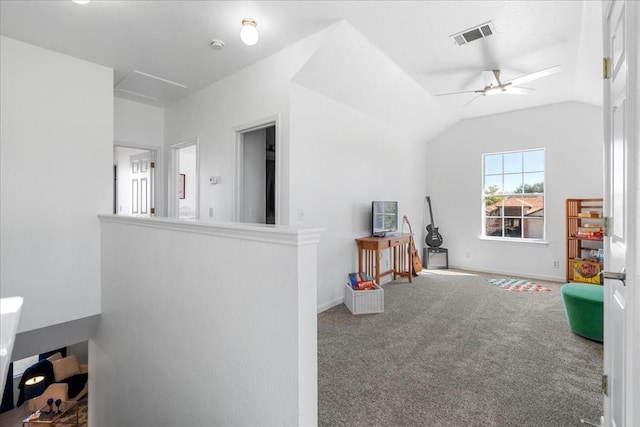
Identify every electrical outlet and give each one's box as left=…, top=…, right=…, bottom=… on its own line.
left=465, top=251, right=471, bottom=258
left=209, top=207, right=214, bottom=217
left=552, top=260, right=560, bottom=269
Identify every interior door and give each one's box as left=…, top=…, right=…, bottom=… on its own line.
left=130, top=152, right=152, bottom=217
left=602, top=1, right=636, bottom=425
left=114, top=146, right=157, bottom=216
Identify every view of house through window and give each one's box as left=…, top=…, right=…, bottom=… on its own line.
left=483, top=149, right=545, bottom=239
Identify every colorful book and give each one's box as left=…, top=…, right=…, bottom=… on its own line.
left=348, top=272, right=375, bottom=290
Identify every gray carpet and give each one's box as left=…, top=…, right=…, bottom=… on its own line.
left=318, top=270, right=603, bottom=427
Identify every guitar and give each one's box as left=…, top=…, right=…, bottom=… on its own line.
left=403, top=215, right=422, bottom=276
left=425, top=196, right=444, bottom=248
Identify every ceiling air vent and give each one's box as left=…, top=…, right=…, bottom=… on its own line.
left=450, top=21, right=496, bottom=46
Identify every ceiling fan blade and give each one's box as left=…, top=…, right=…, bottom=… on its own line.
left=503, top=65, right=562, bottom=87
left=503, top=87, right=536, bottom=95
left=435, top=90, right=483, bottom=96
left=463, top=94, right=483, bottom=107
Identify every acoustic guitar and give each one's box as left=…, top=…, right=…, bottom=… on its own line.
left=403, top=215, right=422, bottom=276
left=425, top=196, right=444, bottom=248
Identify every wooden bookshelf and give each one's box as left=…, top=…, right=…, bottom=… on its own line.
left=566, top=198, right=603, bottom=284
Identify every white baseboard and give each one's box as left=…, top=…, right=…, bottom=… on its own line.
left=448, top=264, right=565, bottom=283
left=317, top=296, right=344, bottom=314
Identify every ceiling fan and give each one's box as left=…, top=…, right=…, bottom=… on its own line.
left=436, top=65, right=562, bottom=107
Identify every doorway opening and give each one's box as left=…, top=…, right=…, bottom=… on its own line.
left=236, top=123, right=277, bottom=224
left=113, top=145, right=158, bottom=217
left=169, top=138, right=199, bottom=220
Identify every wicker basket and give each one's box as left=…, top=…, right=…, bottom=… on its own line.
left=344, top=283, right=384, bottom=314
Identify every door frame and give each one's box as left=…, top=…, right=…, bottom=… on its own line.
left=113, top=142, right=162, bottom=217
left=233, top=116, right=280, bottom=224
left=169, top=137, right=200, bottom=219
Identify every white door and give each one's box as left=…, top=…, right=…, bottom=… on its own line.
left=114, top=146, right=158, bottom=216
left=130, top=152, right=152, bottom=217
left=602, top=1, right=637, bottom=426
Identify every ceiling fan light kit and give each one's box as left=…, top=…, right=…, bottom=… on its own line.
left=484, top=86, right=504, bottom=96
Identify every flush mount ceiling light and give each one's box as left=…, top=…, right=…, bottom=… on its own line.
left=240, top=18, right=259, bottom=46
left=72, top=0, right=90, bottom=4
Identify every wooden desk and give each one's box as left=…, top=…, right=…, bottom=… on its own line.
left=355, top=234, right=413, bottom=285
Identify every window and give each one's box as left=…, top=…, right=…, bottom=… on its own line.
left=483, top=149, right=545, bottom=240
left=12, top=355, right=39, bottom=378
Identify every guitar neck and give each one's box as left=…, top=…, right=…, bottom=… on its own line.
left=427, top=197, right=436, bottom=227
left=403, top=215, right=414, bottom=234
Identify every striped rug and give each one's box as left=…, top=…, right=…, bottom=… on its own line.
left=486, top=278, right=552, bottom=292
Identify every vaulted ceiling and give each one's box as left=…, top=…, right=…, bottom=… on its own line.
left=0, top=1, right=602, bottom=121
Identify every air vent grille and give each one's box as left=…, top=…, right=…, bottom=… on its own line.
left=453, top=35, right=466, bottom=45
left=480, top=25, right=493, bottom=36
left=450, top=21, right=496, bottom=46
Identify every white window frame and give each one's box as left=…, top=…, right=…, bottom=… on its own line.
left=12, top=355, right=39, bottom=378
left=482, top=149, right=546, bottom=241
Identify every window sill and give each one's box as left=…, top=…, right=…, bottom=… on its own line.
left=478, top=236, right=549, bottom=246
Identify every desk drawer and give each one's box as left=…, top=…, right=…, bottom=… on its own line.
left=389, top=238, right=404, bottom=247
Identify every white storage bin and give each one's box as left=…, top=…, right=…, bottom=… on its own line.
left=344, top=283, right=384, bottom=314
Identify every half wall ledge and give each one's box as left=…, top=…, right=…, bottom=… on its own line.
left=97, top=214, right=323, bottom=246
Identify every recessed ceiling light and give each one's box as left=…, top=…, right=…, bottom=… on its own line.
left=240, top=18, right=259, bottom=46
left=72, top=0, right=91, bottom=4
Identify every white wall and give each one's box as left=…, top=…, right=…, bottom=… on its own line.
left=291, top=21, right=455, bottom=141
left=426, top=102, right=603, bottom=281
left=0, top=36, right=113, bottom=332
left=114, top=97, right=164, bottom=147
left=164, top=28, right=330, bottom=224
left=67, top=341, right=89, bottom=365
left=94, top=216, right=321, bottom=427
left=114, top=97, right=165, bottom=215
left=165, top=22, right=434, bottom=311
left=289, top=22, right=435, bottom=309
left=290, top=84, right=429, bottom=310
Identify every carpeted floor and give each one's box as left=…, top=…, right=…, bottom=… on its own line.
left=318, top=270, right=603, bottom=427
